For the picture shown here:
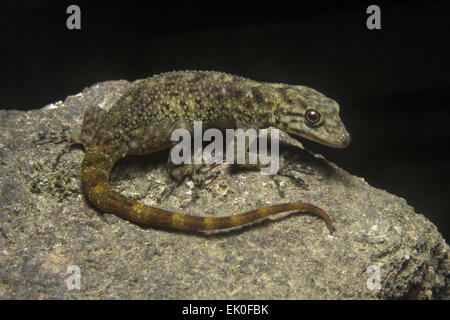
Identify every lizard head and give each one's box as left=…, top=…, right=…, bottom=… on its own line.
left=272, top=85, right=351, bottom=148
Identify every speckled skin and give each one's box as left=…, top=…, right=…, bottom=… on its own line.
left=80, top=71, right=350, bottom=232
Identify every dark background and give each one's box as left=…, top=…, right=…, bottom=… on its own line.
left=1, top=1, right=449, bottom=241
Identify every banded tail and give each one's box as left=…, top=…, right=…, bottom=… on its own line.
left=81, top=146, right=334, bottom=233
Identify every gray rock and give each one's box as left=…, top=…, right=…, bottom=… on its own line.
left=0, top=80, right=448, bottom=299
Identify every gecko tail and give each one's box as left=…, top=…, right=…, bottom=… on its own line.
left=81, top=150, right=334, bottom=234
left=87, top=181, right=334, bottom=233
left=237, top=202, right=335, bottom=234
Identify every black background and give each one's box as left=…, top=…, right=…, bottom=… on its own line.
left=1, top=1, right=449, bottom=241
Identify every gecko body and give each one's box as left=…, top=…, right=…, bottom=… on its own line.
left=80, top=71, right=350, bottom=233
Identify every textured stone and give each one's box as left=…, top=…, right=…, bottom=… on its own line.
left=0, top=80, right=447, bottom=299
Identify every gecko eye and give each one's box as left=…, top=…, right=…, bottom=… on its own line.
left=305, top=109, right=322, bottom=126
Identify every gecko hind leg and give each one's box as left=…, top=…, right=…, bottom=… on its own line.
left=168, top=131, right=269, bottom=185
left=124, top=121, right=201, bottom=203
left=165, top=151, right=223, bottom=202
left=164, top=133, right=267, bottom=201
left=126, top=121, right=225, bottom=202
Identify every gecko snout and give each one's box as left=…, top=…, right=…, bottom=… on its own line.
left=338, top=133, right=351, bottom=148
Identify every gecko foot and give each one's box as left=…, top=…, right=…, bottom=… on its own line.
left=160, top=161, right=222, bottom=203
left=275, top=157, right=312, bottom=191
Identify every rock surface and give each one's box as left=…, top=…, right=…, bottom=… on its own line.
left=0, top=80, right=448, bottom=299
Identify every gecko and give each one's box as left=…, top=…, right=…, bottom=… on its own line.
left=80, top=71, right=350, bottom=233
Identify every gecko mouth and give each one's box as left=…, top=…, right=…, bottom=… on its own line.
left=294, top=130, right=351, bottom=148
